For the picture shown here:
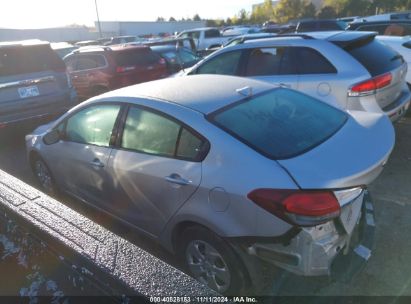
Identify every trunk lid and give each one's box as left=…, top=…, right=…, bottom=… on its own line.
left=278, top=111, right=394, bottom=189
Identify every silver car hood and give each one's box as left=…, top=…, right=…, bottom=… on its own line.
left=278, top=111, right=395, bottom=189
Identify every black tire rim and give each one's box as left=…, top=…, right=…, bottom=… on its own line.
left=34, top=160, right=53, bottom=194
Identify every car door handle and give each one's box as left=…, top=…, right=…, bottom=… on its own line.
left=90, top=158, right=104, bottom=168
left=165, top=174, right=191, bottom=186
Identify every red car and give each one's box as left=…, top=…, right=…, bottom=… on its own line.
left=64, top=45, right=168, bottom=99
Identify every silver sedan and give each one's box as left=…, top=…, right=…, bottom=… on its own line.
left=26, top=75, right=394, bottom=295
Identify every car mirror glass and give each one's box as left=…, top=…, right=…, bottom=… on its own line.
left=43, top=129, right=61, bottom=145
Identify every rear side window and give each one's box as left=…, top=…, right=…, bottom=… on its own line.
left=114, top=49, right=161, bottom=66
left=0, top=45, right=65, bottom=77
left=344, top=38, right=404, bottom=76
left=245, top=47, right=296, bottom=76
left=209, top=88, right=347, bottom=159
left=194, top=50, right=242, bottom=75
left=121, top=106, right=208, bottom=161
left=205, top=29, right=220, bottom=38
left=294, top=47, right=337, bottom=74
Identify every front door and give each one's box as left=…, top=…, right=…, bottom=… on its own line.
left=43, top=103, right=122, bottom=205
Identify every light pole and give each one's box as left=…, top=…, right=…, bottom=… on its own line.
left=95, top=0, right=102, bottom=38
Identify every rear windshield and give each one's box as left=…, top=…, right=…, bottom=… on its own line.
left=208, top=88, right=347, bottom=159
left=114, top=48, right=160, bottom=66
left=0, top=44, right=65, bottom=77
left=344, top=38, right=404, bottom=76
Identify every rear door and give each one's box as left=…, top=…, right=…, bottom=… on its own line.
left=243, top=46, right=299, bottom=90
left=106, top=105, right=207, bottom=237
left=0, top=44, right=68, bottom=123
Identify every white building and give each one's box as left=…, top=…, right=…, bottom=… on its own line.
left=96, top=21, right=207, bottom=37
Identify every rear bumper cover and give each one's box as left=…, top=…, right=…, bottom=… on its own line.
left=229, top=190, right=375, bottom=288
left=383, top=89, right=411, bottom=122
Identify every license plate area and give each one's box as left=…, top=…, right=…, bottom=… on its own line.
left=18, top=86, right=40, bottom=98
left=339, top=193, right=364, bottom=234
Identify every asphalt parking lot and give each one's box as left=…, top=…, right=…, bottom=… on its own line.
left=1, top=117, right=411, bottom=296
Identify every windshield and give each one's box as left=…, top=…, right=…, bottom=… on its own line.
left=209, top=88, right=348, bottom=159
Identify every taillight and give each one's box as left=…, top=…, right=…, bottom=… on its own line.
left=348, top=72, right=392, bottom=96
left=247, top=189, right=340, bottom=227
left=159, top=57, right=166, bottom=65
left=116, top=66, right=136, bottom=73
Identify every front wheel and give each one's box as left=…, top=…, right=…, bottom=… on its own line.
left=179, top=226, right=248, bottom=295
left=32, top=156, right=57, bottom=196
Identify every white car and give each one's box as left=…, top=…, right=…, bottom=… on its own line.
left=376, top=35, right=411, bottom=85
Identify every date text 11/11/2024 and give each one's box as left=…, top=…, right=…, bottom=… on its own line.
left=149, top=296, right=258, bottom=303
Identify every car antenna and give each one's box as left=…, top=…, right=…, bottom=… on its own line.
left=236, top=86, right=253, bottom=97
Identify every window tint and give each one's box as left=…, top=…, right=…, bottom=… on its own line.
left=344, top=38, right=404, bottom=76
left=294, top=47, right=337, bottom=74
left=0, top=45, right=65, bottom=77
left=65, top=105, right=121, bottom=146
left=195, top=50, right=242, bottom=75
left=75, top=55, right=106, bottom=71
left=114, top=49, right=160, bottom=66
left=205, top=29, right=220, bottom=38
left=245, top=47, right=296, bottom=76
left=121, top=106, right=208, bottom=161
left=177, top=128, right=205, bottom=160
left=209, top=88, right=347, bottom=159
left=121, top=107, right=180, bottom=157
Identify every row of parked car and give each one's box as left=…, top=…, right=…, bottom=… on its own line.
left=1, top=20, right=410, bottom=295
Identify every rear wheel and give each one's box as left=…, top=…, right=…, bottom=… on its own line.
left=32, top=156, right=57, bottom=196
left=179, top=226, right=248, bottom=295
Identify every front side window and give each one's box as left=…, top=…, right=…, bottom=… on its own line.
left=65, top=104, right=121, bottom=146
left=245, top=47, right=296, bottom=76
left=209, top=88, right=347, bottom=159
left=179, top=49, right=198, bottom=63
left=121, top=106, right=208, bottom=161
left=195, top=50, right=242, bottom=75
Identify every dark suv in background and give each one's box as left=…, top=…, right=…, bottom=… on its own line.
left=0, top=40, right=77, bottom=129
left=63, top=45, right=168, bottom=99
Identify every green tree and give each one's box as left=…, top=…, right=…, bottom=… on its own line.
left=274, top=0, right=305, bottom=23
left=193, top=14, right=201, bottom=21
left=317, top=5, right=337, bottom=19
left=156, top=16, right=165, bottom=21
left=301, top=2, right=317, bottom=19
left=169, top=17, right=176, bottom=22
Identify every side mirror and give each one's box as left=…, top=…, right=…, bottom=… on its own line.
left=43, top=129, right=61, bottom=145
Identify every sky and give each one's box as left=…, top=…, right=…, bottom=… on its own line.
left=0, top=0, right=258, bottom=29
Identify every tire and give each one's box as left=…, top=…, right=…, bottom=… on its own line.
left=32, top=156, right=57, bottom=196
left=179, top=226, right=248, bottom=295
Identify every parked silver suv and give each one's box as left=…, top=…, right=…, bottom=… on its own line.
left=181, top=31, right=411, bottom=121
left=0, top=40, right=77, bottom=128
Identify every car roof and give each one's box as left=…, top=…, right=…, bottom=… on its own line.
left=98, top=75, right=275, bottom=114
